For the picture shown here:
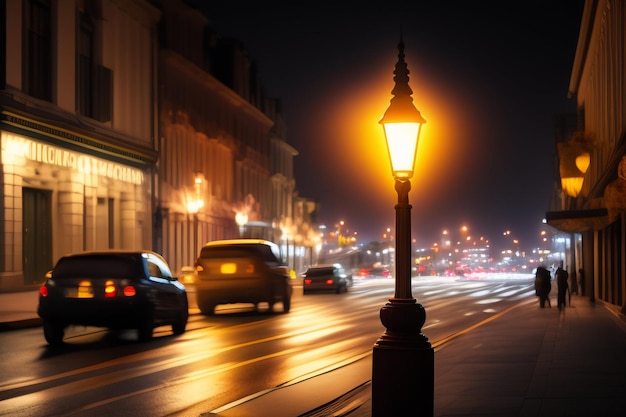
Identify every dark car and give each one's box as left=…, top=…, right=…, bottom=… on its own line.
left=194, top=239, right=292, bottom=315
left=303, top=264, right=352, bottom=294
left=37, top=250, right=188, bottom=346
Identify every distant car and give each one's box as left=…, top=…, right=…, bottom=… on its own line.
left=194, top=239, right=292, bottom=315
left=357, top=266, right=391, bottom=278
left=303, top=264, right=352, bottom=294
left=37, top=250, right=188, bottom=346
left=179, top=265, right=196, bottom=285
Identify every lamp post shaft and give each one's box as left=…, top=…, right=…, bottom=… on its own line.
left=394, top=179, right=413, bottom=300
left=372, top=178, right=434, bottom=417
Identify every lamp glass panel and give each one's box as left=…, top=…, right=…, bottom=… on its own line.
left=575, top=153, right=590, bottom=174
left=561, top=177, right=584, bottom=197
left=383, top=122, right=420, bottom=178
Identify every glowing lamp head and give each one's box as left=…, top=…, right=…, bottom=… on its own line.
left=575, top=152, right=590, bottom=174
left=380, top=116, right=425, bottom=180
left=380, top=38, right=426, bottom=180
left=561, top=177, right=584, bottom=198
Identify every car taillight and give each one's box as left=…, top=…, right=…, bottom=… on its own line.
left=123, top=286, right=137, bottom=297
left=104, top=280, right=117, bottom=298
left=304, top=279, right=312, bottom=285
left=39, top=286, right=48, bottom=297
left=326, top=279, right=334, bottom=285
left=246, top=263, right=255, bottom=273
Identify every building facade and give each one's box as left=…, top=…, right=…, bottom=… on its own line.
left=0, top=0, right=160, bottom=291
left=152, top=0, right=318, bottom=274
left=547, top=0, right=626, bottom=312
left=0, top=0, right=320, bottom=292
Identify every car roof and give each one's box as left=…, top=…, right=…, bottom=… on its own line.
left=307, top=263, right=342, bottom=269
left=201, top=239, right=277, bottom=248
left=59, top=250, right=166, bottom=261
left=198, top=239, right=283, bottom=262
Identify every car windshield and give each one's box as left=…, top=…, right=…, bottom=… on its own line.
left=200, top=245, right=280, bottom=263
left=52, top=254, right=144, bottom=279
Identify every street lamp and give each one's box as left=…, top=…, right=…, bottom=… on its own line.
left=372, top=39, right=433, bottom=416
left=235, top=211, right=248, bottom=238
left=187, top=173, right=205, bottom=265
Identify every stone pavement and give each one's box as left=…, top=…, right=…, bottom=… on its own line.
left=2, top=290, right=626, bottom=416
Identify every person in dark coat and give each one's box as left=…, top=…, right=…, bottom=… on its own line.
left=534, top=266, right=552, bottom=308
left=556, top=266, right=569, bottom=310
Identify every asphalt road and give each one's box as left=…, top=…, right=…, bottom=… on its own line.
left=0, top=274, right=535, bottom=416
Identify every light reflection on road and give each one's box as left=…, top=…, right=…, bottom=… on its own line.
left=0, top=273, right=538, bottom=416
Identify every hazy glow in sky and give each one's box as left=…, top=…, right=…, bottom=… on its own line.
left=192, top=0, right=585, bottom=251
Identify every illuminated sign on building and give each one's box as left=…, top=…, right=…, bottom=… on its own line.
left=1, top=133, right=144, bottom=185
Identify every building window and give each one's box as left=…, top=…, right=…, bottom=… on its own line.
left=77, top=2, right=112, bottom=122
left=78, top=10, right=94, bottom=117
left=23, top=0, right=52, bottom=100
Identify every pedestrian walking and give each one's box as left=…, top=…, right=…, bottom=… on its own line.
left=534, top=266, right=552, bottom=308
left=556, top=265, right=569, bottom=310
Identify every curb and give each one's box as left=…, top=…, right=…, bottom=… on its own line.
left=0, top=317, right=42, bottom=332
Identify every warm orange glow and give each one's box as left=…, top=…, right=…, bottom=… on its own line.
left=561, top=177, right=584, bottom=197
left=318, top=61, right=465, bottom=207
left=575, top=152, right=590, bottom=173
left=104, top=280, right=117, bottom=298
left=220, top=263, right=237, bottom=274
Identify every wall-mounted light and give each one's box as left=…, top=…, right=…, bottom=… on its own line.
left=576, top=152, right=590, bottom=174
left=561, top=177, right=584, bottom=198
left=558, top=142, right=585, bottom=198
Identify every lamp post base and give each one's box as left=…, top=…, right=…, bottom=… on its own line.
left=372, top=300, right=434, bottom=417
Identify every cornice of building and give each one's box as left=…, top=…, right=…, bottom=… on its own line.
left=0, top=90, right=158, bottom=167
left=160, top=49, right=274, bottom=128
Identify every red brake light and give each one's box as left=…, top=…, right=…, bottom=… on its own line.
left=304, top=279, right=312, bottom=285
left=326, top=279, right=334, bottom=285
left=123, top=286, right=137, bottom=297
left=39, top=286, right=48, bottom=297
left=104, top=280, right=117, bottom=298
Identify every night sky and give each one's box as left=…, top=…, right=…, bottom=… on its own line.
left=190, top=1, right=585, bottom=252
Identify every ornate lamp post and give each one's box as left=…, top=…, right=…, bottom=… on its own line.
left=372, top=39, right=434, bottom=416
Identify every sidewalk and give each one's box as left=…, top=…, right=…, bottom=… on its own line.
left=0, top=290, right=41, bottom=331
left=2, top=291, right=626, bottom=416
